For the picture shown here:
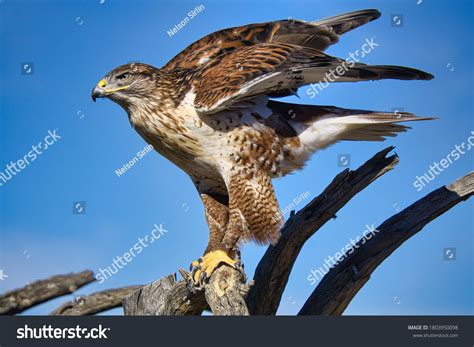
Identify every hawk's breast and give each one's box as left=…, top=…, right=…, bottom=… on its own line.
left=129, top=91, right=287, bottom=182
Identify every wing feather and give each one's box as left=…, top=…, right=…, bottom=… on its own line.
left=192, top=43, right=433, bottom=114
left=163, top=9, right=381, bottom=71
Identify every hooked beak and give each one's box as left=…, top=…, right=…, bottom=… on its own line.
left=91, top=79, right=107, bottom=102
left=91, top=78, right=131, bottom=102
left=91, top=86, right=104, bottom=102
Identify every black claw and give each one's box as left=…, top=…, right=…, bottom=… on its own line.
left=191, top=264, right=201, bottom=281
left=200, top=271, right=207, bottom=284
left=234, top=259, right=245, bottom=272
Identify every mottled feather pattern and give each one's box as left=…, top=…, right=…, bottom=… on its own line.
left=227, top=169, right=283, bottom=245
left=201, top=194, right=229, bottom=253
left=194, top=43, right=296, bottom=111
left=162, top=9, right=381, bottom=71
left=193, top=43, right=342, bottom=112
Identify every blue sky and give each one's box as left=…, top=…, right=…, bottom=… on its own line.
left=0, top=0, right=472, bottom=315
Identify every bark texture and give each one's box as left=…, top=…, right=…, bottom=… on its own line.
left=0, top=270, right=95, bottom=315
left=52, top=285, right=142, bottom=316
left=122, top=273, right=207, bottom=315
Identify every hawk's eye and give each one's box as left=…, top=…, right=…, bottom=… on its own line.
left=116, top=73, right=130, bottom=81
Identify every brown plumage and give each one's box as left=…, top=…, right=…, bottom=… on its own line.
left=91, top=9, right=434, bottom=283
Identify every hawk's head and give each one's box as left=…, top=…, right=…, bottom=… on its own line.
left=91, top=63, right=160, bottom=105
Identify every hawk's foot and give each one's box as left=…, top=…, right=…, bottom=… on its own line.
left=189, top=250, right=236, bottom=287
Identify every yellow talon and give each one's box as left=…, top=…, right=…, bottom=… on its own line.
left=192, top=250, right=235, bottom=284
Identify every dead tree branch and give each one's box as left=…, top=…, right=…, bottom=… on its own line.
left=0, top=270, right=95, bottom=315
left=122, top=267, right=250, bottom=316
left=51, top=285, right=142, bottom=316
left=122, top=273, right=207, bottom=315
left=247, top=146, right=399, bottom=315
left=4, top=149, right=471, bottom=317
left=299, top=172, right=474, bottom=315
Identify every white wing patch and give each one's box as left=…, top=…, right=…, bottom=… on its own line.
left=198, top=56, right=211, bottom=65
left=196, top=71, right=283, bottom=114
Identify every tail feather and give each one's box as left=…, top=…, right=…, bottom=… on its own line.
left=296, top=111, right=434, bottom=150
left=267, top=100, right=436, bottom=152
left=304, top=111, right=432, bottom=150
left=337, top=113, right=433, bottom=141
left=266, top=101, right=435, bottom=175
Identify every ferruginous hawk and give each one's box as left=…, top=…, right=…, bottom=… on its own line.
left=92, top=9, right=433, bottom=285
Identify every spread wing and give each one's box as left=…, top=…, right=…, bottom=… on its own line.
left=191, top=43, right=433, bottom=114
left=162, top=9, right=381, bottom=71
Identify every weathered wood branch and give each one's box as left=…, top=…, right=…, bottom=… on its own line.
left=122, top=266, right=250, bottom=316
left=299, top=172, right=474, bottom=315
left=51, top=285, right=142, bottom=316
left=205, top=265, right=249, bottom=315
left=247, top=146, right=399, bottom=315
left=122, top=273, right=207, bottom=315
left=0, top=270, right=95, bottom=315
left=6, top=149, right=470, bottom=317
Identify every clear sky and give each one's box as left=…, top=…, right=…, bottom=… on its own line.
left=0, top=0, right=472, bottom=315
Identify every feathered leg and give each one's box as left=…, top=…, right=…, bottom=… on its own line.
left=190, top=193, right=233, bottom=285
left=221, top=170, right=283, bottom=252
left=201, top=193, right=229, bottom=254
left=190, top=169, right=283, bottom=286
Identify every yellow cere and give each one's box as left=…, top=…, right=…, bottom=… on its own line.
left=98, top=79, right=107, bottom=88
